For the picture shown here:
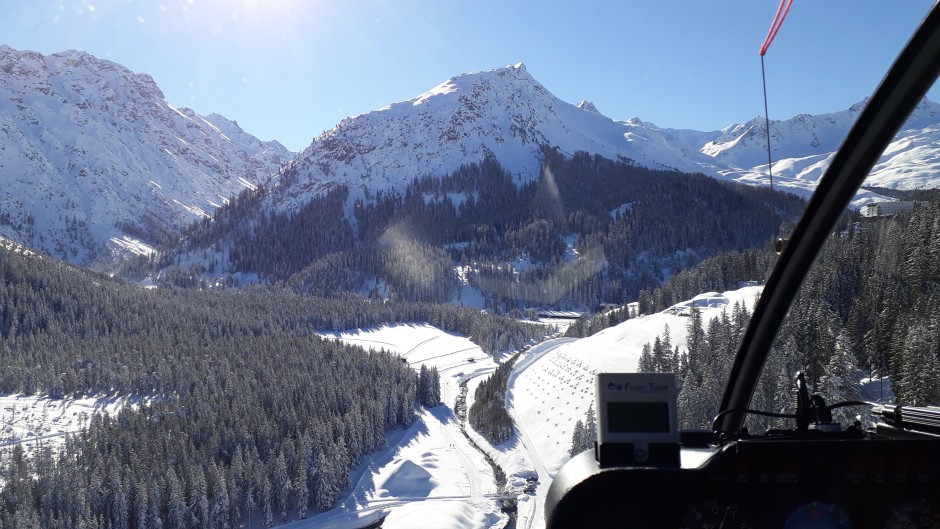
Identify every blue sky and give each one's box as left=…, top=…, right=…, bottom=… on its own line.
left=2, top=0, right=936, bottom=152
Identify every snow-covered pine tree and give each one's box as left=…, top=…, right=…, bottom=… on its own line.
left=818, top=330, right=861, bottom=425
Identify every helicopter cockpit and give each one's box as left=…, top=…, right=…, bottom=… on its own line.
left=546, top=3, right=940, bottom=528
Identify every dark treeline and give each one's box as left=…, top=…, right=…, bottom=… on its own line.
left=860, top=186, right=940, bottom=201
left=637, top=247, right=778, bottom=315
left=563, top=246, right=774, bottom=339
left=468, top=355, right=518, bottom=445
left=775, top=201, right=940, bottom=408
left=636, top=200, right=940, bottom=429
left=416, top=365, right=442, bottom=408
left=0, top=246, right=546, bottom=527
left=138, top=150, right=805, bottom=314
left=228, top=186, right=356, bottom=281
left=564, top=305, right=634, bottom=339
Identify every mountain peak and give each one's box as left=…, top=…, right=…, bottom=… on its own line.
left=281, top=62, right=727, bottom=213
left=910, top=96, right=940, bottom=120
left=849, top=97, right=870, bottom=113
left=577, top=100, right=601, bottom=114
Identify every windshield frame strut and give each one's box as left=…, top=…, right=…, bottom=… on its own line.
left=717, top=3, right=940, bottom=434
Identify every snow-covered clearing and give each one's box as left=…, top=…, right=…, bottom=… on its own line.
left=0, top=394, right=134, bottom=455
left=310, top=324, right=508, bottom=529
left=321, top=323, right=500, bottom=408
left=495, top=287, right=763, bottom=529
left=510, top=287, right=761, bottom=472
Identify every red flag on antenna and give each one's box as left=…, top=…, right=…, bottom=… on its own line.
left=760, top=0, right=795, bottom=56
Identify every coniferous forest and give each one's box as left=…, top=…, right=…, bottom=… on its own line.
left=0, top=246, right=545, bottom=528
left=137, top=149, right=806, bottom=314
left=468, top=355, right=518, bottom=445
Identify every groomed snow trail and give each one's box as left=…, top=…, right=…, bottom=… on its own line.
left=506, top=338, right=577, bottom=529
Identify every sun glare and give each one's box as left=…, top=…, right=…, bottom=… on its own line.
left=167, top=0, right=311, bottom=31
left=230, top=0, right=306, bottom=22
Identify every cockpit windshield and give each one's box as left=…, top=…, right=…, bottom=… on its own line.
left=3, top=3, right=940, bottom=529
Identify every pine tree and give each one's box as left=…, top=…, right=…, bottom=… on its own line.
left=637, top=343, right=654, bottom=372
left=569, top=420, right=586, bottom=457
left=428, top=366, right=442, bottom=406
left=135, top=481, right=149, bottom=529
left=818, top=330, right=861, bottom=425
left=567, top=405, right=597, bottom=457
left=262, top=477, right=273, bottom=529
left=686, top=308, right=705, bottom=360
left=313, top=451, right=336, bottom=513
left=584, top=404, right=597, bottom=443
left=166, top=472, right=186, bottom=529
left=274, top=451, right=289, bottom=522
left=295, top=465, right=309, bottom=520
left=190, top=466, right=209, bottom=529
left=209, top=464, right=230, bottom=529
left=108, top=466, right=129, bottom=529
left=651, top=336, right=666, bottom=374
left=898, top=323, right=940, bottom=406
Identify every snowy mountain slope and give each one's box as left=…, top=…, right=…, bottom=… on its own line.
left=269, top=63, right=728, bottom=213
left=499, top=288, right=761, bottom=529
left=0, top=45, right=293, bottom=264
left=690, top=98, right=940, bottom=201
left=509, top=288, right=762, bottom=479
left=705, top=98, right=940, bottom=169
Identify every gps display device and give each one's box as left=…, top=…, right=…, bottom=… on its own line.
left=595, top=373, right=679, bottom=467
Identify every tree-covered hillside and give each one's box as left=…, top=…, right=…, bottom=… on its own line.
left=145, top=150, right=805, bottom=313
left=0, top=246, right=546, bottom=527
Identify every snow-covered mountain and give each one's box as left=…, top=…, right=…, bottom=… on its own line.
left=0, top=45, right=293, bottom=264
left=270, top=63, right=728, bottom=213
left=693, top=98, right=940, bottom=201
left=5, top=50, right=940, bottom=264
left=270, top=62, right=940, bottom=215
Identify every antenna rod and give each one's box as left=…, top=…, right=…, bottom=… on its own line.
left=761, top=55, right=774, bottom=196
left=761, top=55, right=776, bottom=236
left=758, top=0, right=793, bottom=238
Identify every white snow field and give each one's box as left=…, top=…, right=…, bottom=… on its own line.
left=307, top=324, right=508, bottom=529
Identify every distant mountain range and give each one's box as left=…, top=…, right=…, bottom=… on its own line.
left=1, top=45, right=939, bottom=265
left=261, top=62, right=940, bottom=219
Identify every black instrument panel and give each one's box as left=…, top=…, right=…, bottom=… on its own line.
left=546, top=436, right=940, bottom=529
